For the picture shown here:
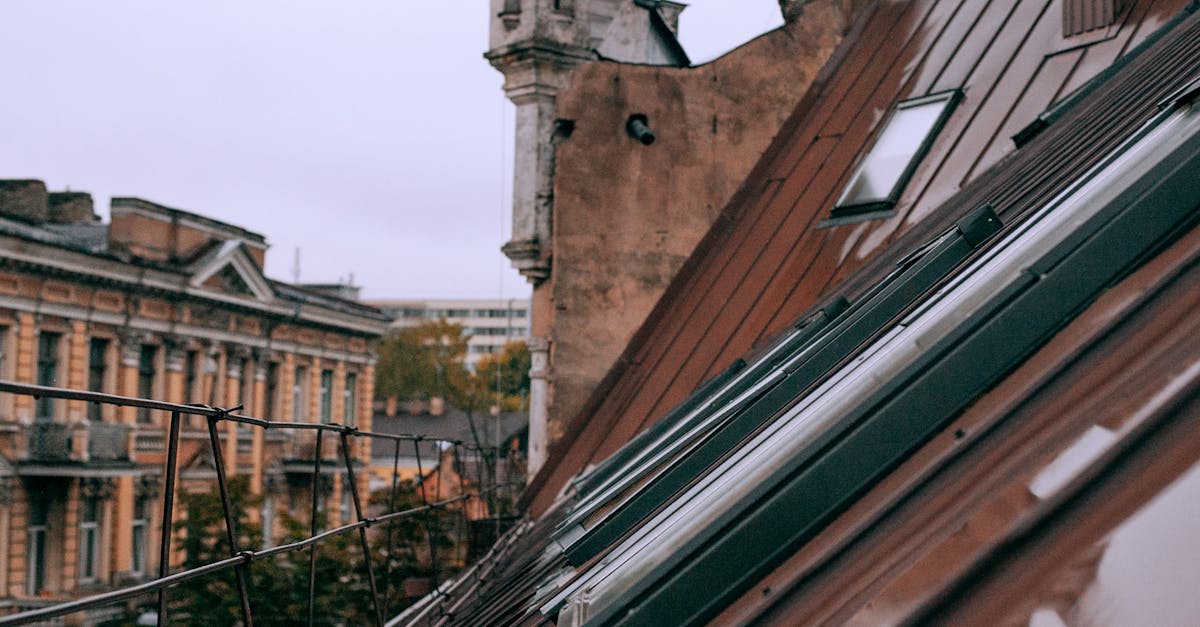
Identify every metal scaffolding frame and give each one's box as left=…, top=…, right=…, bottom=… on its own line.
left=0, top=380, right=520, bottom=626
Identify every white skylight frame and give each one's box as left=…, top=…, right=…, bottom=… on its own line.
left=833, top=89, right=962, bottom=217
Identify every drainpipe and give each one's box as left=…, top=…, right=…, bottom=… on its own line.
left=526, top=336, right=550, bottom=477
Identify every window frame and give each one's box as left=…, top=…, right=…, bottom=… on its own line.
left=35, top=332, right=61, bottom=422
left=136, top=345, right=158, bottom=423
left=318, top=369, right=333, bottom=424
left=87, top=338, right=110, bottom=421
left=343, top=372, right=357, bottom=428
left=131, top=497, right=148, bottom=577
left=78, top=497, right=102, bottom=583
left=293, top=365, right=309, bottom=422
left=27, top=496, right=48, bottom=595
left=830, top=89, right=962, bottom=221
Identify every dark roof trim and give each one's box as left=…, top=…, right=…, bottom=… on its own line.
left=593, top=103, right=1200, bottom=627
left=554, top=206, right=1002, bottom=570
left=1012, top=2, right=1200, bottom=148
left=556, top=301, right=843, bottom=537
left=569, top=357, right=749, bottom=498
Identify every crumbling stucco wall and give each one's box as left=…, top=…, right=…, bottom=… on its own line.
left=543, top=1, right=867, bottom=444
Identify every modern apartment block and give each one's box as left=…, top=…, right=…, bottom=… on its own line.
left=0, top=180, right=388, bottom=621
left=366, top=298, right=530, bottom=369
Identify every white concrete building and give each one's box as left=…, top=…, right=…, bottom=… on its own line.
left=367, top=298, right=531, bottom=369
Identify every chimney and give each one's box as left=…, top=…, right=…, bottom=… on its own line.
left=778, top=0, right=806, bottom=23
left=108, top=197, right=269, bottom=267
left=658, top=1, right=686, bottom=35
left=430, top=396, right=445, bottom=416
left=47, top=192, right=97, bottom=224
left=0, top=180, right=50, bottom=224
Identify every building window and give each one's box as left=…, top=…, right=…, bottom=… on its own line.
left=293, top=366, right=308, bottom=422
left=27, top=496, right=48, bottom=594
left=340, top=479, right=353, bottom=523
left=137, top=345, right=157, bottom=423
left=79, top=497, right=101, bottom=582
left=265, top=362, right=279, bottom=420
left=87, top=338, right=109, bottom=421
left=36, top=332, right=61, bottom=421
left=131, top=497, right=148, bottom=576
left=833, top=90, right=961, bottom=218
left=319, top=370, right=333, bottom=424
left=344, top=372, right=357, bottom=428
left=262, top=496, right=275, bottom=550
left=184, top=349, right=198, bottom=403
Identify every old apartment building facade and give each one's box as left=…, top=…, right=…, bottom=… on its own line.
left=0, top=180, right=387, bottom=620
left=488, top=0, right=873, bottom=474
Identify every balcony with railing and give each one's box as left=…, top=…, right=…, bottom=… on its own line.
left=20, top=421, right=135, bottom=472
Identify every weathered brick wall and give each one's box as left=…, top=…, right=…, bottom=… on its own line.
left=542, top=0, right=870, bottom=445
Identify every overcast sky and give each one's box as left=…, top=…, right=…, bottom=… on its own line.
left=0, top=1, right=782, bottom=300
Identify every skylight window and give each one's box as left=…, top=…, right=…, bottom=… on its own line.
left=833, top=90, right=961, bottom=218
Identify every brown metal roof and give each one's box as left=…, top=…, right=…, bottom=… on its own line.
left=525, top=0, right=1195, bottom=515
left=718, top=190, right=1200, bottom=624
left=421, top=5, right=1200, bottom=624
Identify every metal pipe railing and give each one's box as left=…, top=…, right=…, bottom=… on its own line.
left=0, top=380, right=517, bottom=626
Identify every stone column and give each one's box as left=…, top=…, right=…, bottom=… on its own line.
left=224, top=346, right=249, bottom=477
left=281, top=353, right=296, bottom=422
left=65, top=321, right=88, bottom=423
left=309, top=357, right=322, bottom=425
left=0, top=478, right=11, bottom=595
left=359, top=362, right=376, bottom=461
left=486, top=0, right=593, bottom=284
left=163, top=339, right=187, bottom=405
left=250, top=353, right=270, bottom=497
left=14, top=313, right=36, bottom=423
left=526, top=336, right=551, bottom=477
left=117, top=331, right=144, bottom=426
left=66, top=322, right=90, bottom=461
left=332, top=360, right=346, bottom=425
left=110, top=326, right=138, bottom=580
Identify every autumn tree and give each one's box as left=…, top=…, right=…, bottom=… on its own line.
left=374, top=320, right=471, bottom=402
left=471, top=341, right=531, bottom=412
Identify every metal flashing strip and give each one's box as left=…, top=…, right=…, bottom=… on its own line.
left=584, top=103, right=1200, bottom=626
left=554, top=206, right=1001, bottom=570
left=552, top=298, right=850, bottom=536
left=568, top=358, right=749, bottom=498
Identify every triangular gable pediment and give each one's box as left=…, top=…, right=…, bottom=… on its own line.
left=180, top=445, right=216, bottom=472
left=188, top=240, right=274, bottom=302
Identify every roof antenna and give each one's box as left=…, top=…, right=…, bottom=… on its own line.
left=292, top=247, right=301, bottom=283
